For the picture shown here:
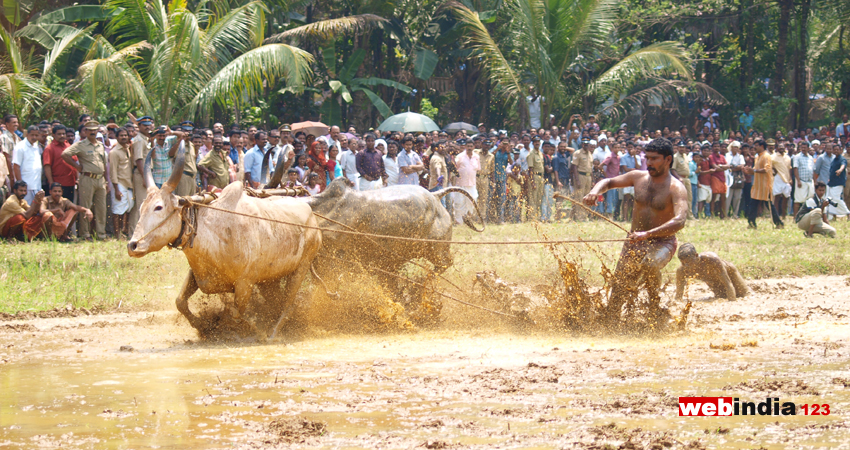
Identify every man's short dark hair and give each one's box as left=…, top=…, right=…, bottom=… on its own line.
left=364, top=133, right=377, bottom=141
left=754, top=139, right=766, bottom=148
left=49, top=182, right=63, bottom=191
left=3, top=114, right=18, bottom=123
left=678, top=243, right=698, bottom=260
left=645, top=138, right=674, bottom=167
left=52, top=125, right=65, bottom=134
left=254, top=131, right=267, bottom=140
left=79, top=114, right=91, bottom=123
left=12, top=180, right=27, bottom=191
left=815, top=181, right=827, bottom=190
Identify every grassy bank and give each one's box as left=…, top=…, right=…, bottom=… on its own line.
left=1, top=217, right=848, bottom=314
left=0, top=240, right=187, bottom=314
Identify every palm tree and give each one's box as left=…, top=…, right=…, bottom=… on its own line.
left=0, top=27, right=48, bottom=118
left=39, top=0, right=314, bottom=124
left=448, top=0, right=725, bottom=124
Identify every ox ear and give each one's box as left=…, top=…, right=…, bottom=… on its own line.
left=162, top=143, right=186, bottom=194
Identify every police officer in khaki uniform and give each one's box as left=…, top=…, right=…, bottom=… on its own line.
left=61, top=121, right=107, bottom=240
left=198, top=135, right=230, bottom=190
left=128, top=115, right=153, bottom=236
left=571, top=138, right=594, bottom=221
left=526, top=136, right=546, bottom=221
left=174, top=121, right=198, bottom=196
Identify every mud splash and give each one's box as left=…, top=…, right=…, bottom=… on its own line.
left=0, top=276, right=848, bottom=449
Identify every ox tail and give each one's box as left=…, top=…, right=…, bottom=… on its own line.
left=311, top=263, right=339, bottom=299
left=431, top=187, right=485, bottom=233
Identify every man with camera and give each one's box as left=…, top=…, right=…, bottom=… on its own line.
left=796, top=182, right=837, bottom=238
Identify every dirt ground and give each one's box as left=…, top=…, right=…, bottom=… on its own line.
left=1, top=275, right=849, bottom=449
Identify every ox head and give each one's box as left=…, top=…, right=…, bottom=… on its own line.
left=127, top=145, right=187, bottom=257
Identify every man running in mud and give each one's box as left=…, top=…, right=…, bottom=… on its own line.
left=674, top=243, right=749, bottom=302
left=583, top=138, right=688, bottom=325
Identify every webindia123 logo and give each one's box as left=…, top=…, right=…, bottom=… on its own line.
left=678, top=397, right=831, bottom=416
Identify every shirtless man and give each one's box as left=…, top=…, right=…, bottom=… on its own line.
left=583, top=138, right=689, bottom=322
left=675, top=243, right=749, bottom=301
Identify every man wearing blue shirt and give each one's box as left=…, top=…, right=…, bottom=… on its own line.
left=397, top=136, right=424, bottom=185
left=243, top=131, right=268, bottom=188
left=738, top=105, right=754, bottom=134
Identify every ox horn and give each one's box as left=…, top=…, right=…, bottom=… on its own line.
left=266, top=152, right=291, bottom=189
left=143, top=149, right=157, bottom=190
left=162, top=143, right=186, bottom=193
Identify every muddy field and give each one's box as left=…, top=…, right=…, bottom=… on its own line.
left=1, top=275, right=849, bottom=449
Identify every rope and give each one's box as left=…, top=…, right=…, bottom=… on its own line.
left=553, top=193, right=630, bottom=234
left=325, top=256, right=520, bottom=319
left=187, top=201, right=627, bottom=245
left=311, top=211, right=470, bottom=298
left=134, top=209, right=179, bottom=243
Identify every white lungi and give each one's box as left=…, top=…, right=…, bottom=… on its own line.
left=794, top=180, right=814, bottom=203
left=111, top=184, right=134, bottom=214
left=773, top=177, right=791, bottom=197
left=359, top=178, right=382, bottom=191
left=698, top=184, right=711, bottom=202
left=827, top=186, right=850, bottom=216
left=451, top=186, right=478, bottom=224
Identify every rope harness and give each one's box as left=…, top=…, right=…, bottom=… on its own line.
left=134, top=188, right=630, bottom=319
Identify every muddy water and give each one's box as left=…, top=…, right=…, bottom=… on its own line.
left=1, top=276, right=850, bottom=449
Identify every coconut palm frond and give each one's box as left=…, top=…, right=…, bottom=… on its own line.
left=43, top=25, right=94, bottom=77
left=104, top=0, right=166, bottom=45
left=204, top=1, right=266, bottom=62
left=552, top=0, right=616, bottom=75
left=0, top=27, right=24, bottom=74
left=265, top=14, right=387, bottom=43
left=189, top=43, right=313, bottom=118
left=0, top=73, right=48, bottom=115
left=448, top=1, right=524, bottom=103
left=77, top=43, right=152, bottom=114
left=588, top=41, right=693, bottom=100
left=598, top=80, right=727, bottom=120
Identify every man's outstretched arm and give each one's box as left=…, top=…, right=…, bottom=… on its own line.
left=582, top=171, right=642, bottom=205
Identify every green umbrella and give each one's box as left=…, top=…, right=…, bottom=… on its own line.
left=377, top=112, right=441, bottom=133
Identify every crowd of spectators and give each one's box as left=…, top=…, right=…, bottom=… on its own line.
left=1, top=109, right=848, bottom=242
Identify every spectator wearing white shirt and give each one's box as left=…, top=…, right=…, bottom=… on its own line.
left=383, top=141, right=400, bottom=186
left=339, top=139, right=359, bottom=189
left=12, top=125, right=43, bottom=204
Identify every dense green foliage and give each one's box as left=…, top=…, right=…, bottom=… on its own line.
left=1, top=0, right=849, bottom=131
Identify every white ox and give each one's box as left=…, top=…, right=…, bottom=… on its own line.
left=127, top=147, right=321, bottom=338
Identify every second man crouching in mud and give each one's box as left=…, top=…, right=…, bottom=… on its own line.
left=675, top=243, right=749, bottom=302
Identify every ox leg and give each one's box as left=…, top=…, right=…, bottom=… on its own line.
left=256, top=280, right=285, bottom=331
left=176, top=271, right=203, bottom=330
left=269, top=264, right=310, bottom=340
left=233, top=281, right=265, bottom=340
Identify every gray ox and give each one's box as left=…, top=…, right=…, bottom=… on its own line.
left=127, top=147, right=321, bottom=338
left=303, top=178, right=482, bottom=276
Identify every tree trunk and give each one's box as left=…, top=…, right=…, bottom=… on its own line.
left=839, top=25, right=849, bottom=118
left=745, top=2, right=756, bottom=88
left=772, top=0, right=792, bottom=95
left=738, top=0, right=747, bottom=90
left=795, top=0, right=811, bottom=128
